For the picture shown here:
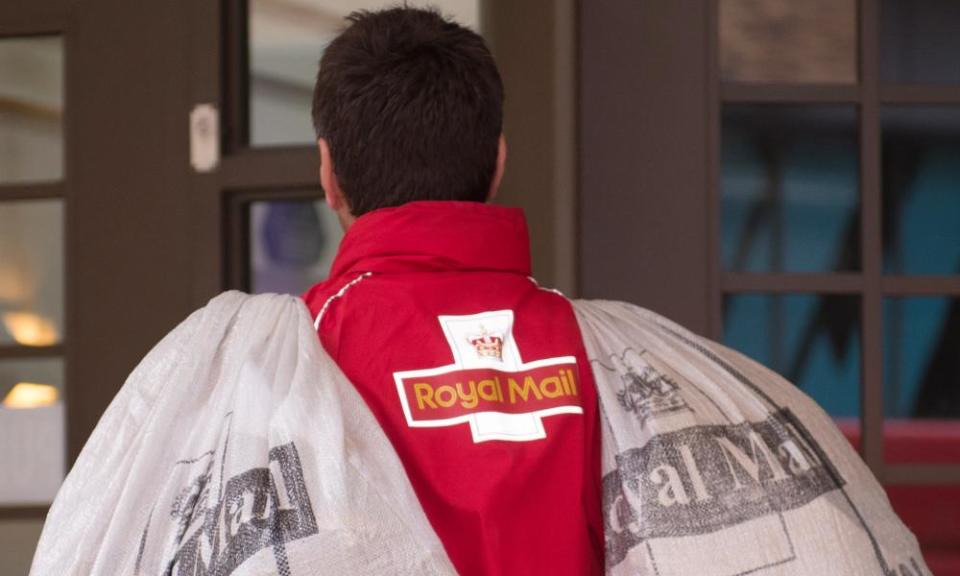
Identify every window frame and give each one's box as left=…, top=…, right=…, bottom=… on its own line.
left=706, top=0, right=960, bottom=484
left=0, top=3, right=71, bottom=521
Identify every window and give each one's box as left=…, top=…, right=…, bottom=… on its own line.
left=223, top=0, right=482, bottom=296
left=0, top=36, right=67, bottom=509
left=715, top=0, right=960, bottom=569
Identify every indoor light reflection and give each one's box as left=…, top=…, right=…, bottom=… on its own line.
left=2, top=382, right=59, bottom=409
left=2, top=311, right=59, bottom=346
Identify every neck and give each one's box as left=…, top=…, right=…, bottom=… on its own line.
left=336, top=206, right=356, bottom=231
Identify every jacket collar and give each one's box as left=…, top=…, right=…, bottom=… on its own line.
left=328, top=201, right=532, bottom=278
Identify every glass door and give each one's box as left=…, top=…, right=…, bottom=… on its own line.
left=0, top=3, right=70, bottom=573
left=201, top=0, right=480, bottom=298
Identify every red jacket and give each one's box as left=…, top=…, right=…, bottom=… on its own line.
left=303, top=201, right=604, bottom=575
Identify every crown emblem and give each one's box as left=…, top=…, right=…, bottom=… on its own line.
left=467, top=325, right=504, bottom=361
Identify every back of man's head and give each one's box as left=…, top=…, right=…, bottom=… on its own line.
left=312, top=7, right=504, bottom=217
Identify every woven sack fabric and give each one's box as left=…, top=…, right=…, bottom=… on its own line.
left=573, top=299, right=929, bottom=576
left=31, top=294, right=930, bottom=575
left=30, top=292, right=456, bottom=576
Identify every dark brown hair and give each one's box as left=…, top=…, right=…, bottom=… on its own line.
left=312, top=7, right=504, bottom=216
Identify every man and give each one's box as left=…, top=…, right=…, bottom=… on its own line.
left=298, top=6, right=934, bottom=576
left=302, top=7, right=604, bottom=576
left=32, top=9, right=927, bottom=575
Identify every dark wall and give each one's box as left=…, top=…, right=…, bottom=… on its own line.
left=69, top=0, right=196, bottom=459
left=483, top=0, right=578, bottom=295
left=579, top=0, right=712, bottom=334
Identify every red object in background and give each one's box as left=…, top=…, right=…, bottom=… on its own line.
left=887, top=486, right=960, bottom=576
left=840, top=419, right=960, bottom=574
left=883, top=420, right=960, bottom=465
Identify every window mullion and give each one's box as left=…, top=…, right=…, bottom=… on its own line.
left=859, top=0, right=885, bottom=478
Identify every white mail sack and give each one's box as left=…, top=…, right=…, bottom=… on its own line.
left=31, top=293, right=929, bottom=575
left=30, top=292, right=456, bottom=576
left=574, top=299, right=929, bottom=576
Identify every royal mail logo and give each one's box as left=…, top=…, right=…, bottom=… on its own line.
left=394, top=310, right=583, bottom=442
left=467, top=326, right=504, bottom=361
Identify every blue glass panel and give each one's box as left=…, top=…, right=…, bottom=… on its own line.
left=881, top=0, right=960, bottom=85
left=884, top=297, right=960, bottom=419
left=883, top=296, right=960, bottom=464
left=722, top=105, right=860, bottom=273
left=882, top=107, right=960, bottom=275
left=723, top=293, right=861, bottom=419
left=248, top=199, right=343, bottom=295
